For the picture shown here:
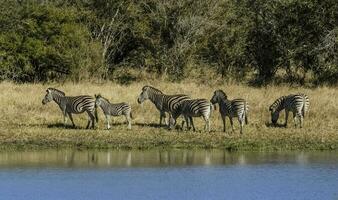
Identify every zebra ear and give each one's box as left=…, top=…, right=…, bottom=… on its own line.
left=46, top=89, right=50, bottom=93
left=142, top=86, right=149, bottom=91
left=94, top=94, right=97, bottom=98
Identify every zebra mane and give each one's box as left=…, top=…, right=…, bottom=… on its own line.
left=143, top=85, right=163, bottom=94
left=269, top=96, right=286, bottom=111
left=95, top=94, right=110, bottom=103
left=47, top=88, right=65, bottom=96
left=215, top=89, right=228, bottom=100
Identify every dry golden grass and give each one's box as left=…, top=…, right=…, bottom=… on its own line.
left=0, top=81, right=337, bottom=150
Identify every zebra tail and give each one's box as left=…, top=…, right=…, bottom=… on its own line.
left=302, top=95, right=306, bottom=118
left=244, top=101, right=248, bottom=125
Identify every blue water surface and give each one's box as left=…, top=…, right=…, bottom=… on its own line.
left=0, top=150, right=337, bottom=200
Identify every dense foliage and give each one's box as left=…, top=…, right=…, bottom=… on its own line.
left=0, top=0, right=337, bottom=85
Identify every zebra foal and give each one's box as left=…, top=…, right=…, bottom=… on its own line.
left=42, top=88, right=97, bottom=129
left=170, top=99, right=213, bottom=132
left=210, top=90, right=248, bottom=134
left=269, top=94, right=309, bottom=128
left=95, top=94, right=133, bottom=130
left=137, top=86, right=190, bottom=126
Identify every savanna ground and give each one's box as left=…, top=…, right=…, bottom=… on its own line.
left=0, top=81, right=337, bottom=151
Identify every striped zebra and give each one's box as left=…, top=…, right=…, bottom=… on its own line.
left=170, top=99, right=213, bottom=132
left=210, top=90, right=248, bottom=134
left=137, top=86, right=190, bottom=126
left=42, top=88, right=98, bottom=129
left=95, top=94, right=133, bottom=130
left=269, top=94, right=310, bottom=128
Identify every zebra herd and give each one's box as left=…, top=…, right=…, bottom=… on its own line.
left=42, top=86, right=310, bottom=133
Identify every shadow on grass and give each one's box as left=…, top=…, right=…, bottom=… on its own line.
left=265, top=122, right=286, bottom=128
left=135, top=122, right=166, bottom=128
left=47, top=123, right=81, bottom=129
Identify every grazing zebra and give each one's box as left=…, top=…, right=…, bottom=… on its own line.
left=42, top=88, right=97, bottom=129
left=269, top=94, right=310, bottom=128
left=170, top=99, right=213, bottom=132
left=210, top=90, right=248, bottom=134
left=95, top=94, right=133, bottom=130
left=137, top=86, right=190, bottom=126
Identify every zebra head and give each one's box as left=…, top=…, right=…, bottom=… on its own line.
left=169, top=105, right=183, bottom=129
left=169, top=117, right=176, bottom=129
left=42, top=88, right=65, bottom=105
left=94, top=94, right=103, bottom=107
left=137, top=86, right=163, bottom=104
left=269, top=105, right=279, bottom=125
left=137, top=86, right=150, bottom=104
left=210, top=90, right=228, bottom=104
left=269, top=96, right=286, bottom=125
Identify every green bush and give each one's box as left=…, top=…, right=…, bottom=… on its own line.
left=0, top=1, right=103, bottom=82
left=0, top=0, right=337, bottom=85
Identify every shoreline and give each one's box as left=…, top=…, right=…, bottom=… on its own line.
left=0, top=128, right=336, bottom=151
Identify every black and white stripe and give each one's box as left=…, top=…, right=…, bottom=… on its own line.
left=269, top=94, right=310, bottom=128
left=137, top=86, right=190, bottom=126
left=210, top=90, right=248, bottom=134
left=42, top=88, right=97, bottom=129
left=170, top=99, right=212, bottom=132
left=95, top=94, right=132, bottom=129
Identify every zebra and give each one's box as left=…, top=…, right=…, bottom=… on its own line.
left=137, top=86, right=190, bottom=126
left=269, top=94, right=310, bottom=128
left=170, top=99, right=213, bottom=132
left=42, top=88, right=98, bottom=129
left=210, top=90, right=248, bottom=134
left=95, top=94, right=133, bottom=130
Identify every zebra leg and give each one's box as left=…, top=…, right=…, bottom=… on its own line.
left=203, top=116, right=210, bottom=132
left=67, top=112, right=76, bottom=127
left=64, top=115, right=67, bottom=125
left=190, top=117, right=196, bottom=132
left=183, top=115, right=189, bottom=130
left=207, top=118, right=210, bottom=132
left=159, top=111, right=166, bottom=126
left=105, top=115, right=111, bottom=129
left=284, top=110, right=289, bottom=127
left=189, top=116, right=195, bottom=131
left=63, top=110, right=68, bottom=126
left=163, top=113, right=168, bottom=126
left=181, top=120, right=186, bottom=130
left=301, top=105, right=305, bottom=119
left=85, top=113, right=91, bottom=129
left=297, top=112, right=303, bottom=128
left=125, top=114, right=132, bottom=130
left=166, top=113, right=172, bottom=127
left=239, top=117, right=244, bottom=134
left=85, top=111, right=90, bottom=129
left=229, top=117, right=234, bottom=133
left=86, top=111, right=95, bottom=129
left=90, top=112, right=95, bottom=129
left=292, top=112, right=298, bottom=128
left=222, top=115, right=226, bottom=132
left=168, top=115, right=175, bottom=129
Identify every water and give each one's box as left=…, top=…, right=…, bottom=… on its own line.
left=0, top=149, right=337, bottom=200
